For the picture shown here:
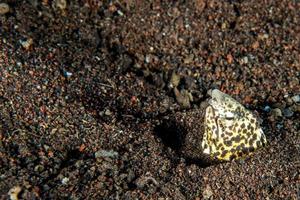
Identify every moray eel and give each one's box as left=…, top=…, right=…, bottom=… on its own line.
left=201, top=89, right=267, bottom=161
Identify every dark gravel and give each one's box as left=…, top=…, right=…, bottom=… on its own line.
left=0, top=1, right=299, bottom=199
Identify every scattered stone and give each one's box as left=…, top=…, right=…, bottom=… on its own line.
left=42, top=184, right=50, bottom=191
left=283, top=108, right=294, bottom=118
left=286, top=97, right=294, bottom=106
left=241, top=56, right=249, bottom=64
left=95, top=149, right=119, bottom=158
left=227, top=54, right=233, bottom=64
left=169, top=71, right=181, bottom=88
left=34, top=164, right=44, bottom=172
left=152, top=73, right=165, bottom=88
left=28, top=0, right=39, bottom=7
left=221, top=22, right=227, bottom=30
left=291, top=94, right=300, bottom=103
left=183, top=76, right=196, bottom=90
left=276, top=123, right=284, bottom=130
left=0, top=3, right=10, bottom=15
left=143, top=69, right=151, bottom=77
left=194, top=0, right=206, bottom=12
left=56, top=0, right=67, bottom=10
left=104, top=109, right=112, bottom=116
left=117, top=10, right=124, bottom=16
left=252, top=41, right=260, bottom=49
left=291, top=104, right=300, bottom=113
left=202, top=185, right=213, bottom=200
left=135, top=175, right=159, bottom=189
left=133, top=63, right=141, bottom=69
left=271, top=108, right=282, bottom=118
left=159, top=97, right=171, bottom=111
left=263, top=105, right=271, bottom=113
left=8, top=186, right=22, bottom=200
left=19, top=38, right=33, bottom=50
left=145, top=54, right=151, bottom=63
left=63, top=71, right=72, bottom=78
left=272, top=108, right=282, bottom=117
left=43, top=145, right=50, bottom=151
left=184, top=54, right=194, bottom=64
left=174, top=88, right=191, bottom=108
left=127, top=170, right=135, bottom=183
left=272, top=102, right=285, bottom=110
left=61, top=177, right=69, bottom=185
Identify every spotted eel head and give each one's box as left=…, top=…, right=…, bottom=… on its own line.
left=201, top=89, right=267, bottom=161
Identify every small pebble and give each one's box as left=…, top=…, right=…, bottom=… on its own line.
left=241, top=56, right=249, bottom=64
left=8, top=186, right=22, bottom=200
left=152, top=73, right=165, bottom=88
left=227, top=54, right=233, bottom=64
left=29, top=0, right=39, bottom=7
left=117, top=10, right=124, bottom=16
left=104, top=109, right=112, bottom=116
left=61, top=177, right=69, bottom=185
left=252, top=41, right=260, bottom=49
left=263, top=105, right=271, bottom=113
left=133, top=63, right=141, bottom=69
left=43, top=184, right=50, bottom=191
left=174, top=88, right=191, bottom=108
left=202, top=185, right=213, bottom=200
left=142, top=69, right=150, bottom=77
left=291, top=104, right=300, bottom=112
left=63, top=70, right=72, bottom=78
left=20, top=38, right=33, bottom=50
left=127, top=170, right=135, bottom=183
left=135, top=175, right=158, bottom=189
left=145, top=55, right=151, bottom=63
left=169, top=71, right=180, bottom=88
left=184, top=54, right=194, bottom=64
left=271, top=108, right=282, bottom=118
left=0, top=3, right=10, bottom=15
left=291, top=94, right=300, bottom=103
left=95, top=149, right=119, bottom=158
left=286, top=98, right=294, bottom=106
left=34, top=165, right=44, bottom=172
left=183, top=76, right=196, bottom=89
left=283, top=108, right=294, bottom=118
left=56, top=0, right=67, bottom=10
left=276, top=123, right=284, bottom=130
left=221, top=22, right=227, bottom=29
left=194, top=0, right=206, bottom=12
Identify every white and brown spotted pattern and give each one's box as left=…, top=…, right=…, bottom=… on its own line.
left=201, top=89, right=267, bottom=161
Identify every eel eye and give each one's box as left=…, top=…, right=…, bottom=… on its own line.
left=225, top=112, right=235, bottom=120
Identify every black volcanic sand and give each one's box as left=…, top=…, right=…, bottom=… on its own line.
left=0, top=1, right=299, bottom=199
